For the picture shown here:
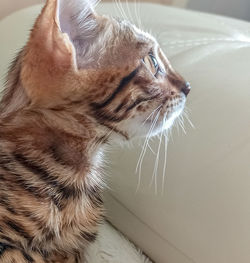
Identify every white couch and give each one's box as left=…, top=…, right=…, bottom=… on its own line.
left=1, top=3, right=250, bottom=263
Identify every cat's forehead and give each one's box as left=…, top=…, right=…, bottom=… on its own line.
left=115, top=17, right=156, bottom=47
left=73, top=13, right=159, bottom=68
left=98, top=16, right=158, bottom=65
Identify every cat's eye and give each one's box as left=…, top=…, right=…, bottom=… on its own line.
left=142, top=54, right=159, bottom=76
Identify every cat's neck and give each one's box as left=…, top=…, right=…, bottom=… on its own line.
left=0, top=107, right=106, bottom=188
left=0, top=107, right=105, bottom=249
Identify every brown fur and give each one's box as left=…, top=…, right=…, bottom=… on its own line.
left=0, top=0, right=189, bottom=262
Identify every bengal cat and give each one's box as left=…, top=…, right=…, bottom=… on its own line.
left=0, top=0, right=190, bottom=262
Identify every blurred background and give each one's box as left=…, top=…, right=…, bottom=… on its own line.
left=1, top=0, right=250, bottom=21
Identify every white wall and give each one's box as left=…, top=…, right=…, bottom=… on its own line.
left=188, top=0, right=250, bottom=21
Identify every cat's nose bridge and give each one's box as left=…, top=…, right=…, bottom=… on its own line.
left=167, top=70, right=191, bottom=96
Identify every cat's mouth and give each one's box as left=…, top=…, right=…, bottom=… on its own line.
left=162, top=97, right=185, bottom=128
left=144, top=95, right=186, bottom=134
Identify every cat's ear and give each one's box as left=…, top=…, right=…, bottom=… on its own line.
left=58, top=0, right=99, bottom=68
left=29, top=0, right=79, bottom=69
left=58, top=0, right=98, bottom=40
left=26, top=0, right=99, bottom=69
left=21, top=0, right=98, bottom=106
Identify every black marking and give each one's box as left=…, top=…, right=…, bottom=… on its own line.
left=98, top=122, right=129, bottom=140
left=95, top=136, right=109, bottom=145
left=0, top=172, right=47, bottom=204
left=0, top=159, right=65, bottom=212
left=4, top=217, right=33, bottom=242
left=85, top=185, right=103, bottom=208
left=31, top=247, right=49, bottom=261
left=0, top=152, right=48, bottom=202
left=20, top=210, right=39, bottom=222
left=42, top=227, right=55, bottom=242
left=50, top=145, right=66, bottom=166
left=80, top=231, right=97, bottom=243
left=21, top=250, right=34, bottom=263
left=10, top=207, right=47, bottom=233
left=0, top=241, right=34, bottom=263
left=0, top=235, right=14, bottom=244
left=126, top=94, right=159, bottom=112
left=0, top=195, right=18, bottom=215
left=0, top=235, right=22, bottom=252
left=15, top=174, right=64, bottom=210
left=0, top=242, right=14, bottom=257
left=14, top=153, right=59, bottom=189
left=0, top=242, right=7, bottom=255
left=92, top=68, right=138, bottom=109
left=0, top=151, right=13, bottom=171
left=92, top=94, right=158, bottom=125
left=14, top=153, right=82, bottom=206
left=92, top=110, right=127, bottom=123
left=114, top=100, right=127, bottom=113
left=73, top=250, right=81, bottom=263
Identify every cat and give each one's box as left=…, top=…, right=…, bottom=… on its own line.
left=0, top=0, right=190, bottom=262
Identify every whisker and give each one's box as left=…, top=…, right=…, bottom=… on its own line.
left=175, top=117, right=181, bottom=135
left=114, top=0, right=125, bottom=20
left=117, top=0, right=128, bottom=21
left=162, top=118, right=169, bottom=195
left=125, top=0, right=133, bottom=22
left=90, top=128, right=114, bottom=151
left=114, top=0, right=126, bottom=20
left=183, top=109, right=195, bottom=129
left=136, top=109, right=160, bottom=176
left=179, top=114, right=186, bottom=134
left=150, top=117, right=164, bottom=194
left=136, top=109, right=161, bottom=192
left=141, top=104, right=163, bottom=127
left=148, top=142, right=156, bottom=155
left=134, top=0, right=143, bottom=29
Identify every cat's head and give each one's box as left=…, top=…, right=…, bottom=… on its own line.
left=19, top=0, right=190, bottom=141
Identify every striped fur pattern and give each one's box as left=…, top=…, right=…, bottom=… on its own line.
left=0, top=0, right=190, bottom=262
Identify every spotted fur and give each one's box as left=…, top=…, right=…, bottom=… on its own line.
left=0, top=0, right=190, bottom=262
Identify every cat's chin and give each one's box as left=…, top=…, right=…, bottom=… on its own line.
left=140, top=101, right=185, bottom=138
left=127, top=111, right=182, bottom=141
left=161, top=106, right=184, bottom=131
left=106, top=95, right=186, bottom=142
left=102, top=105, right=184, bottom=144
